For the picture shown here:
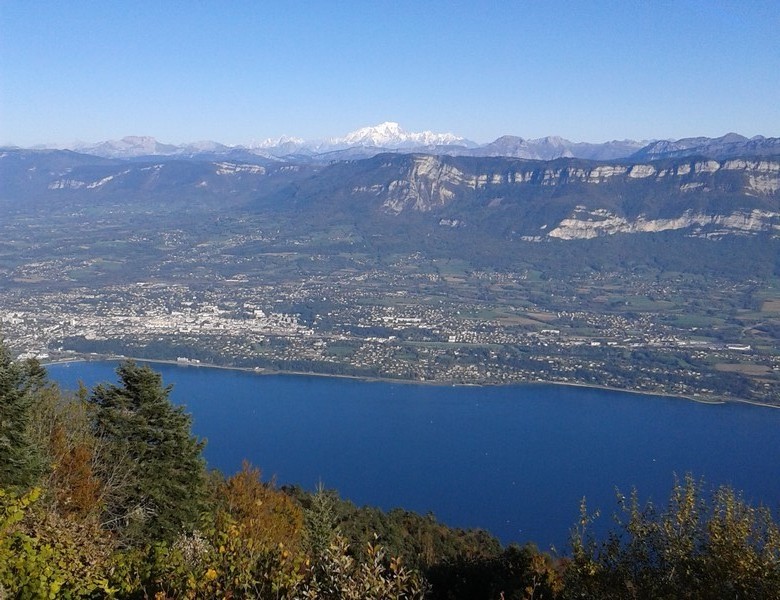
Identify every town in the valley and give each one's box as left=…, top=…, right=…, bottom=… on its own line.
left=2, top=247, right=778, bottom=404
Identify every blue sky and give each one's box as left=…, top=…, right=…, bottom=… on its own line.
left=1, top=0, right=778, bottom=146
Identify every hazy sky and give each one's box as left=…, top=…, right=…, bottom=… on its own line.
left=2, top=0, right=778, bottom=146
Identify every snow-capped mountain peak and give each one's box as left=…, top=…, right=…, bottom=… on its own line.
left=342, top=121, right=405, bottom=145
left=46, top=126, right=778, bottom=163
left=333, top=121, right=468, bottom=149
left=254, top=135, right=306, bottom=149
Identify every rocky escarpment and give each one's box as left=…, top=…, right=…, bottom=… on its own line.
left=2, top=149, right=779, bottom=242
left=353, top=155, right=780, bottom=205
left=345, top=154, right=780, bottom=239
left=45, top=161, right=267, bottom=191
left=546, top=207, right=779, bottom=240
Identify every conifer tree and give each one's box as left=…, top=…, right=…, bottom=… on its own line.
left=304, top=483, right=339, bottom=563
left=0, top=339, right=45, bottom=489
left=89, top=360, right=206, bottom=543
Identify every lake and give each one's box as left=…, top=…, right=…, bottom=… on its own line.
left=47, top=360, right=780, bottom=550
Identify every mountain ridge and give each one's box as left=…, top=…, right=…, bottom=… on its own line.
left=20, top=124, right=780, bottom=163
left=3, top=147, right=777, bottom=245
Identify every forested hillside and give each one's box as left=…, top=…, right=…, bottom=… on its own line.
left=1, top=342, right=779, bottom=598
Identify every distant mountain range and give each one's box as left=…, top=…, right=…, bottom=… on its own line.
left=18, top=123, right=780, bottom=163
left=2, top=142, right=778, bottom=246
left=3, top=121, right=778, bottom=259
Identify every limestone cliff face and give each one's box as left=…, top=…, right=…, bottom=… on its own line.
left=4, top=148, right=779, bottom=242
left=46, top=161, right=268, bottom=191
left=547, top=207, right=779, bottom=240
left=347, top=154, right=780, bottom=239
left=360, top=156, right=780, bottom=206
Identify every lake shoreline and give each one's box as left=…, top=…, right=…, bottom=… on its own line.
left=44, top=353, right=779, bottom=409
left=46, top=355, right=780, bottom=550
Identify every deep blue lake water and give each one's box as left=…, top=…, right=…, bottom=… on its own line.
left=47, top=361, right=780, bottom=550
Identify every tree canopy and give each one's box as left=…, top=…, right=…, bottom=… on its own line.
left=0, top=340, right=46, bottom=489
left=1, top=354, right=779, bottom=598
left=89, top=360, right=207, bottom=543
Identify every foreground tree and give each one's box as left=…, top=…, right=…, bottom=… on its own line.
left=0, top=340, right=46, bottom=490
left=89, top=360, right=206, bottom=543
